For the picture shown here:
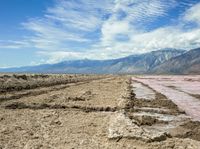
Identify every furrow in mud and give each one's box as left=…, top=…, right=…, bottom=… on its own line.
left=0, top=77, right=111, bottom=103
left=4, top=102, right=119, bottom=113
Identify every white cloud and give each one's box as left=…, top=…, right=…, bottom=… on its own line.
left=37, top=51, right=83, bottom=63
left=22, top=0, right=178, bottom=53
left=130, top=27, right=200, bottom=51
left=184, top=2, right=200, bottom=25
left=0, top=40, right=30, bottom=49
left=101, top=20, right=131, bottom=46
left=18, top=0, right=111, bottom=51
left=46, top=0, right=112, bottom=31
left=1, top=0, right=200, bottom=64
left=22, top=17, right=90, bottom=50
left=93, top=1, right=200, bottom=58
left=37, top=49, right=114, bottom=64
left=96, top=0, right=177, bottom=56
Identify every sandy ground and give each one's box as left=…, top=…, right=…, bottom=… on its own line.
left=0, top=74, right=200, bottom=149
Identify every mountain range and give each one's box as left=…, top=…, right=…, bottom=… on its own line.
left=1, top=48, right=199, bottom=74
left=152, top=48, right=200, bottom=74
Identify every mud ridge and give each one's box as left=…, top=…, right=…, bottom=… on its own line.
left=0, top=75, right=108, bottom=93
left=4, top=102, right=119, bottom=113
left=0, top=80, right=96, bottom=103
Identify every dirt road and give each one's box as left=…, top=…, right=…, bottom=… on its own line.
left=0, top=74, right=200, bottom=149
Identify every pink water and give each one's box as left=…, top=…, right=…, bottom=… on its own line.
left=132, top=75, right=200, bottom=121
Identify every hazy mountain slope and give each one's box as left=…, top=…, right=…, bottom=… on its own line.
left=0, top=49, right=185, bottom=74
left=116, top=49, right=185, bottom=73
left=152, top=48, right=200, bottom=74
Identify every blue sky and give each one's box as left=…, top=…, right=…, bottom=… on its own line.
left=0, top=0, right=200, bottom=67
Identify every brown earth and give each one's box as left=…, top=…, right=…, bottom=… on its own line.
left=0, top=74, right=200, bottom=149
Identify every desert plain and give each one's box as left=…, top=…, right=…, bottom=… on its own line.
left=0, top=74, right=200, bottom=149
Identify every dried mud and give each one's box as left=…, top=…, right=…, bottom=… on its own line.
left=0, top=74, right=200, bottom=148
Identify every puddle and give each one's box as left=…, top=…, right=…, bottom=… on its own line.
left=131, top=82, right=155, bottom=100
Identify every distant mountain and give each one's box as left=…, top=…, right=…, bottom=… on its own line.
left=152, top=48, right=200, bottom=74
left=0, top=49, right=186, bottom=74
left=112, top=49, right=185, bottom=74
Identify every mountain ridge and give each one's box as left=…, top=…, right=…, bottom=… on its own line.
left=152, top=48, right=200, bottom=74
left=1, top=48, right=198, bottom=74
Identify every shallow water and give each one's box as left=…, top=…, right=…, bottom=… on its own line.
left=132, top=76, right=200, bottom=121
left=131, top=82, right=155, bottom=100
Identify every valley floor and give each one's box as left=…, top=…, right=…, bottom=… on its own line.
left=0, top=74, right=200, bottom=149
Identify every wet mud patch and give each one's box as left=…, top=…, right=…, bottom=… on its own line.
left=155, top=92, right=167, bottom=100
left=189, top=94, right=200, bottom=99
left=126, top=110, right=180, bottom=126
left=127, top=98, right=180, bottom=114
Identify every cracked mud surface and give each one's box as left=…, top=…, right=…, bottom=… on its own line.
left=0, top=74, right=200, bottom=149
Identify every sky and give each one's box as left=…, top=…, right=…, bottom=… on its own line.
left=0, top=0, right=200, bottom=67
